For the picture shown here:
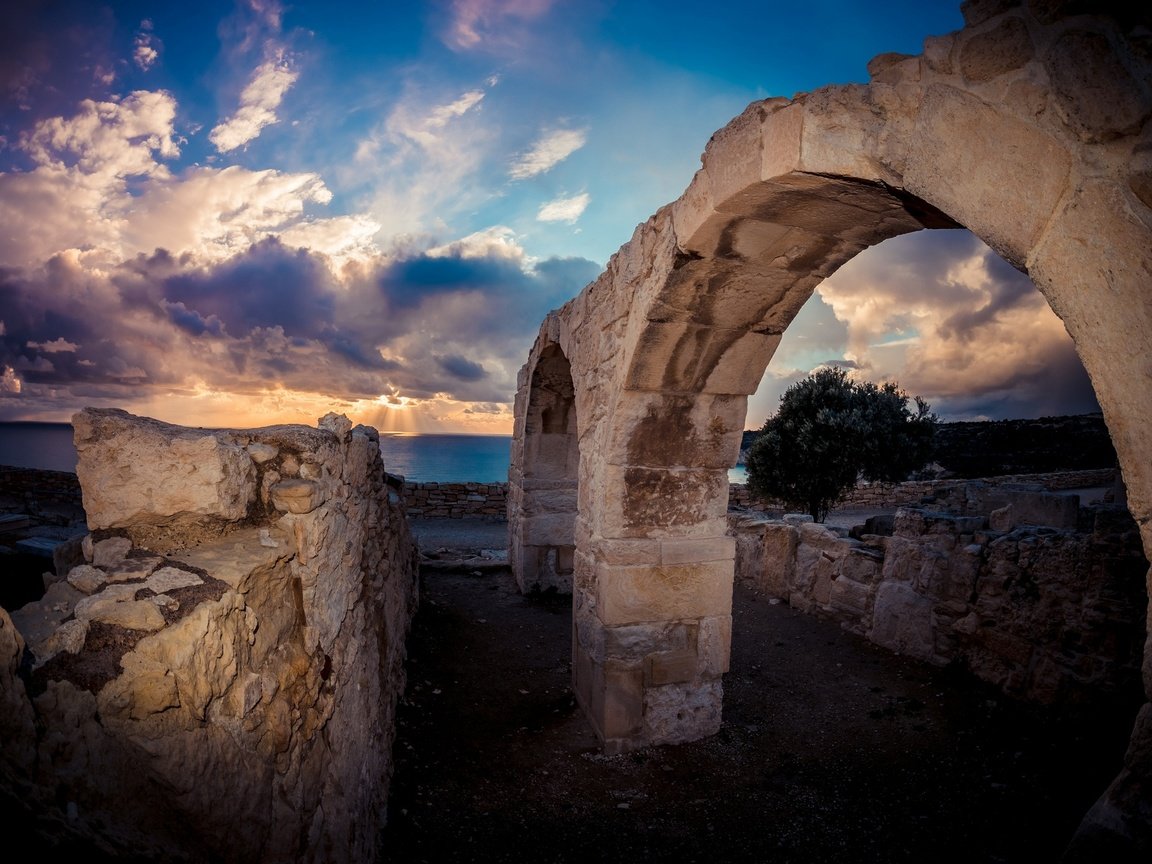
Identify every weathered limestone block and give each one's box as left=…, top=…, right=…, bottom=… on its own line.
left=1044, top=29, right=1147, bottom=143
left=103, top=650, right=183, bottom=720
left=599, top=618, right=694, bottom=662
left=40, top=618, right=88, bottom=662
left=792, top=523, right=854, bottom=611
left=10, top=580, right=84, bottom=660
left=798, top=85, right=893, bottom=184
left=247, top=442, right=278, bottom=463
left=828, top=575, right=873, bottom=621
left=989, top=503, right=1014, bottom=532
left=147, top=566, right=204, bottom=593
left=173, top=528, right=291, bottom=594
left=270, top=478, right=325, bottom=514
left=659, top=535, right=736, bottom=566
left=646, top=648, right=700, bottom=686
left=611, top=392, right=747, bottom=469
left=904, top=84, right=1071, bottom=265
left=317, top=411, right=353, bottom=439
left=92, top=535, right=132, bottom=568
left=868, top=581, right=938, bottom=663
left=967, top=484, right=1080, bottom=529
left=599, top=464, right=730, bottom=539
left=596, top=560, right=734, bottom=627
left=730, top=517, right=768, bottom=592
left=644, top=679, right=724, bottom=746
left=520, top=482, right=577, bottom=514
left=67, top=563, right=107, bottom=594
left=521, top=511, right=577, bottom=547
left=700, top=100, right=769, bottom=208
left=82, top=597, right=166, bottom=631
left=958, top=15, right=1033, bottom=82
left=839, top=547, right=885, bottom=586
left=103, top=591, right=250, bottom=723
left=74, top=408, right=256, bottom=530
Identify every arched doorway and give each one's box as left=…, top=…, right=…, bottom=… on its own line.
left=508, top=341, right=579, bottom=594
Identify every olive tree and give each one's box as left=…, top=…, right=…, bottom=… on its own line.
left=744, top=367, right=937, bottom=522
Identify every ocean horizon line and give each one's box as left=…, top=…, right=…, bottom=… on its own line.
left=0, top=422, right=746, bottom=483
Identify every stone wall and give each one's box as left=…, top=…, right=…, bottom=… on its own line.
left=0, top=408, right=420, bottom=862
left=727, top=468, right=1120, bottom=513
left=731, top=488, right=1147, bottom=707
left=403, top=481, right=507, bottom=519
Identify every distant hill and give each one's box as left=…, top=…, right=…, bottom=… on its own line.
left=930, top=414, right=1117, bottom=477
left=741, top=414, right=1118, bottom=478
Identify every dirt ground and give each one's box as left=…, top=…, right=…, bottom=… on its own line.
left=382, top=518, right=1141, bottom=864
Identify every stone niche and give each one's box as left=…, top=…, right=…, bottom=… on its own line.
left=0, top=408, right=420, bottom=863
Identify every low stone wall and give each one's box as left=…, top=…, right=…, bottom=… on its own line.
left=0, top=408, right=420, bottom=862
left=403, top=481, right=507, bottom=518
left=727, top=468, right=1120, bottom=513
left=387, top=469, right=1121, bottom=521
left=731, top=489, right=1147, bottom=706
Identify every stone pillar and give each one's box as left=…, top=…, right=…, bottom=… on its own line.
left=571, top=529, right=736, bottom=753
left=571, top=387, right=743, bottom=751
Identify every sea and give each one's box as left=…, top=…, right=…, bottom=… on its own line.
left=0, top=422, right=746, bottom=483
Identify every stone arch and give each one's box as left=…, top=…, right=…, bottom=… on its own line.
left=512, top=1, right=1151, bottom=852
left=508, top=339, right=579, bottom=593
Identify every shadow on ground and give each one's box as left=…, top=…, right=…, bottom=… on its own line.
left=382, top=520, right=1139, bottom=863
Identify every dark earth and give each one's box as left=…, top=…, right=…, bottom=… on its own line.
left=382, top=518, right=1142, bottom=864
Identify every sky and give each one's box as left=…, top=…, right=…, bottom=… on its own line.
left=0, top=0, right=1100, bottom=435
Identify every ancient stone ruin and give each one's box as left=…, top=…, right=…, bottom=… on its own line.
left=1, top=0, right=1150, bottom=859
left=508, top=0, right=1152, bottom=855
left=0, top=409, right=419, bottom=861
left=731, top=483, right=1147, bottom=707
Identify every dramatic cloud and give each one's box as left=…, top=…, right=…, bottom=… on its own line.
left=0, top=88, right=374, bottom=271
left=424, top=90, right=486, bottom=133
left=0, top=229, right=600, bottom=426
left=0, top=75, right=603, bottom=429
left=436, top=354, right=488, bottom=381
left=353, top=83, right=495, bottom=241
left=751, top=229, right=1100, bottom=422
left=123, top=166, right=336, bottom=261
left=21, top=90, right=179, bottom=179
left=209, top=52, right=298, bottom=152
left=247, top=0, right=285, bottom=33
left=0, top=91, right=182, bottom=266
left=509, top=128, right=587, bottom=179
left=0, top=367, right=20, bottom=393
left=537, top=192, right=589, bottom=223
left=445, top=0, right=555, bottom=51
left=133, top=22, right=160, bottom=72
left=427, top=226, right=526, bottom=261
left=27, top=338, right=79, bottom=353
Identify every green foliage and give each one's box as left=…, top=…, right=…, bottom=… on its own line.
left=745, top=367, right=937, bottom=522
